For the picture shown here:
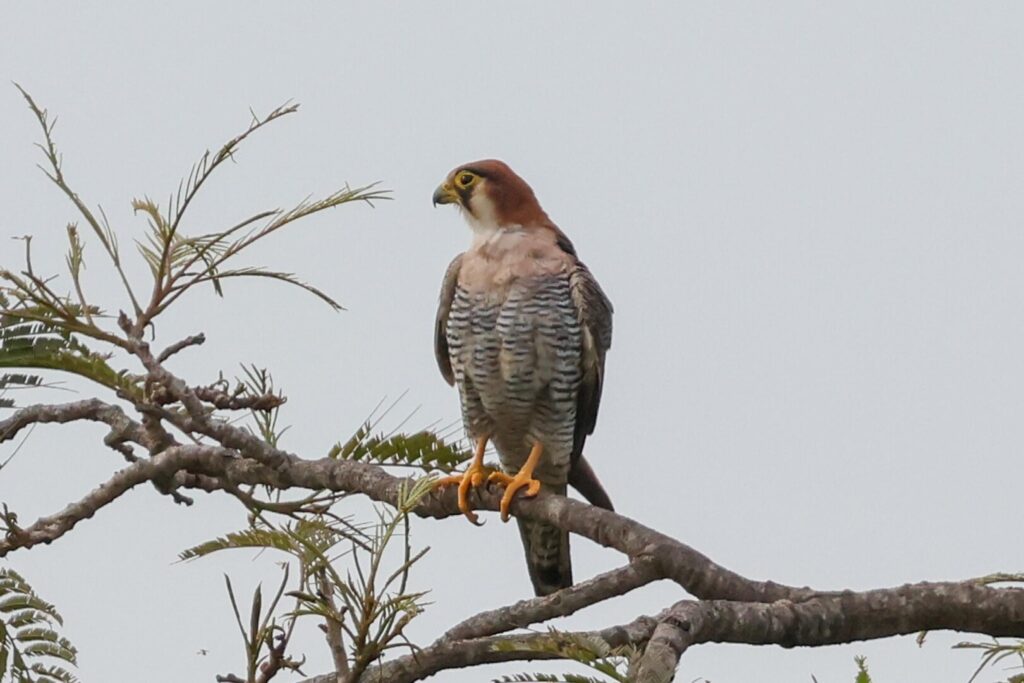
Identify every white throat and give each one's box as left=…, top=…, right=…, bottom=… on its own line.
left=461, top=191, right=500, bottom=233
left=461, top=191, right=517, bottom=243
left=466, top=220, right=525, bottom=251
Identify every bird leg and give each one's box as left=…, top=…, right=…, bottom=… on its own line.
left=488, top=442, right=544, bottom=522
left=433, top=435, right=490, bottom=525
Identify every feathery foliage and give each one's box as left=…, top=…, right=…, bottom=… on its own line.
left=179, top=517, right=356, bottom=565
left=493, top=630, right=640, bottom=683
left=0, top=293, right=139, bottom=400
left=955, top=640, right=1024, bottom=683
left=3, top=86, right=388, bottom=401
left=854, top=655, right=872, bottom=683
left=220, top=568, right=305, bottom=682
left=944, top=575, right=1024, bottom=683
left=238, top=365, right=287, bottom=448
left=329, top=421, right=471, bottom=473
left=492, top=675, right=611, bottom=683
left=0, top=375, right=45, bottom=410
left=181, top=478, right=434, bottom=680
left=0, top=568, right=78, bottom=683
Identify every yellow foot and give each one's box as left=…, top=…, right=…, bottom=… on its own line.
left=488, top=470, right=542, bottom=522
left=434, top=462, right=488, bottom=525
left=434, top=435, right=490, bottom=525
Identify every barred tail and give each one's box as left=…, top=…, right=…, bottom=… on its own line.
left=516, top=483, right=572, bottom=596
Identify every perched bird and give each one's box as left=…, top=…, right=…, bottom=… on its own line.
left=432, top=159, right=614, bottom=596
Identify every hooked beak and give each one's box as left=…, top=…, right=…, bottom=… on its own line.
left=432, top=183, right=459, bottom=207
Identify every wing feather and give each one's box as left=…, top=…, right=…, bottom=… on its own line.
left=568, top=260, right=613, bottom=463
left=434, top=253, right=463, bottom=386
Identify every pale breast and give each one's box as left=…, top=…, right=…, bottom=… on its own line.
left=457, top=228, right=572, bottom=299
left=446, top=275, right=582, bottom=431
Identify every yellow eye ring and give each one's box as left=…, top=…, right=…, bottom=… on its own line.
left=457, top=173, right=476, bottom=187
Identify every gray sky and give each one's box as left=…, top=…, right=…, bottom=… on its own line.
left=2, top=2, right=1022, bottom=681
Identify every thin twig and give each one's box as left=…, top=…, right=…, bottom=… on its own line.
left=157, top=333, right=206, bottom=362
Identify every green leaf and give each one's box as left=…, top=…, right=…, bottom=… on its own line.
left=328, top=423, right=470, bottom=474
left=27, top=663, right=80, bottom=683
left=12, top=628, right=61, bottom=646
left=0, top=309, right=139, bottom=398
left=179, top=528, right=301, bottom=561
left=179, top=518, right=351, bottom=566
left=0, top=569, right=32, bottom=596
left=21, top=641, right=76, bottom=661
left=0, top=567, right=78, bottom=682
left=491, top=630, right=637, bottom=683
left=854, top=655, right=872, bottom=683
left=492, top=675, right=610, bottom=683
left=0, top=595, right=59, bottom=618
left=5, top=611, right=52, bottom=629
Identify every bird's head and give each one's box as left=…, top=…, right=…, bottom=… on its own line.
left=433, top=159, right=550, bottom=236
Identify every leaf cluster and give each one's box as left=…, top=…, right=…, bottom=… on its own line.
left=0, top=568, right=77, bottom=683
left=854, top=654, right=872, bottom=683
left=220, top=568, right=304, bottom=683
left=2, top=86, right=388, bottom=407
left=329, top=421, right=471, bottom=474
left=493, top=630, right=640, bottom=683
left=181, top=478, right=435, bottom=681
left=955, top=639, right=1024, bottom=683
left=0, top=292, right=139, bottom=403
left=0, top=375, right=44, bottom=411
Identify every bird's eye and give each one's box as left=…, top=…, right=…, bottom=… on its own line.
left=458, top=173, right=475, bottom=187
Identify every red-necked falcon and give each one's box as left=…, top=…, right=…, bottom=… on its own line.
left=432, top=159, right=614, bottom=596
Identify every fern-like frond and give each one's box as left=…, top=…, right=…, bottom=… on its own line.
left=179, top=267, right=342, bottom=310
left=0, top=373, right=46, bottom=409
left=0, top=568, right=78, bottom=682
left=854, top=655, right=872, bottom=683
left=26, top=662, right=80, bottom=683
left=955, top=638, right=1024, bottom=683
left=15, top=84, right=141, bottom=315
left=0, top=312, right=139, bottom=398
left=179, top=518, right=351, bottom=566
left=492, top=674, right=610, bottom=683
left=328, top=423, right=470, bottom=473
left=153, top=183, right=389, bottom=316
left=179, top=528, right=301, bottom=562
left=237, top=365, right=288, bottom=447
left=492, top=630, right=638, bottom=683
left=167, top=103, right=299, bottom=238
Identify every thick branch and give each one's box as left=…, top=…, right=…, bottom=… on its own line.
left=635, top=587, right=1024, bottom=680
left=6, top=391, right=1024, bottom=683
left=335, top=613, right=660, bottom=683
left=126, top=345, right=796, bottom=608
left=441, top=556, right=662, bottom=641
left=5, top=442, right=1021, bottom=648
left=0, top=399, right=143, bottom=445
left=192, top=386, right=286, bottom=411
left=0, top=444, right=234, bottom=554
left=129, top=387, right=819, bottom=604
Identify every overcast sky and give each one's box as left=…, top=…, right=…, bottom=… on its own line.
left=2, top=3, right=1022, bottom=682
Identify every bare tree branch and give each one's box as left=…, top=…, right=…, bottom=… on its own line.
left=325, top=613, right=661, bottom=683
left=0, top=443, right=234, bottom=553
left=3, top=352, right=1022, bottom=682
left=4, top=405, right=1023, bottom=677
left=191, top=385, right=285, bottom=412
left=0, top=399, right=142, bottom=445
left=157, top=332, right=206, bottom=362
left=633, top=587, right=1024, bottom=681
left=441, top=555, right=662, bottom=642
